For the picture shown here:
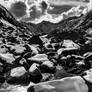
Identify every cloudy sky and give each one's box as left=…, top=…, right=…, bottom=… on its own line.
left=0, top=0, right=90, bottom=23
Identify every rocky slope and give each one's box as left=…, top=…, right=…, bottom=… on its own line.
left=0, top=2, right=92, bottom=92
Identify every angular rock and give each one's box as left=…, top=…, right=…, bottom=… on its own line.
left=29, top=63, right=39, bottom=72
left=44, top=42, right=59, bottom=51
left=19, top=58, right=30, bottom=70
left=62, top=40, right=80, bottom=49
left=9, top=85, right=28, bottom=92
left=60, top=55, right=85, bottom=69
left=29, top=76, right=88, bottom=92
left=83, top=52, right=92, bottom=60
left=29, top=63, right=42, bottom=83
left=76, top=61, right=85, bottom=66
left=39, top=35, right=49, bottom=44
left=28, top=54, right=49, bottom=63
left=71, top=55, right=85, bottom=60
left=83, top=68, right=92, bottom=83
left=42, top=61, right=54, bottom=67
left=0, top=45, right=8, bottom=53
left=55, top=67, right=75, bottom=79
left=57, top=47, right=79, bottom=56
left=28, top=45, right=39, bottom=55
left=6, top=72, right=31, bottom=85
left=40, top=61, right=56, bottom=73
left=19, top=58, right=27, bottom=65
left=7, top=44, right=26, bottom=55
left=10, top=67, right=26, bottom=77
left=13, top=45, right=26, bottom=54
left=0, top=52, right=15, bottom=64
left=86, top=28, right=92, bottom=36
left=6, top=66, right=33, bottom=85
left=57, top=40, right=80, bottom=55
left=41, top=73, right=53, bottom=82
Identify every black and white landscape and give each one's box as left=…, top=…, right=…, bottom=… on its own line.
left=0, top=0, right=92, bottom=92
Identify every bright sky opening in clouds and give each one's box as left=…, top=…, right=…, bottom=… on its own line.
left=0, top=0, right=91, bottom=23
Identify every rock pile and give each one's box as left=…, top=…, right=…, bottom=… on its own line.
left=0, top=3, right=92, bottom=92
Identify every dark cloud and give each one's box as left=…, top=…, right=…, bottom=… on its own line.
left=9, top=1, right=27, bottom=18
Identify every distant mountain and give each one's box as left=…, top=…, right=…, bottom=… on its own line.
left=0, top=2, right=91, bottom=40
left=0, top=4, right=34, bottom=44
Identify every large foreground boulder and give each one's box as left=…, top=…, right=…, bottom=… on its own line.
left=27, top=76, right=88, bottom=92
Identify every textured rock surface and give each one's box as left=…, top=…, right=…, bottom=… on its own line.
left=10, top=67, right=26, bottom=77
left=28, top=76, right=88, bottom=92
left=0, top=53, right=15, bottom=64
left=28, top=54, right=49, bottom=63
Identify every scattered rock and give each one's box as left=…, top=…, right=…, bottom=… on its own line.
left=19, top=58, right=27, bottom=65
left=44, top=42, right=54, bottom=51
left=62, top=40, right=80, bottom=49
left=40, top=60, right=56, bottom=73
left=83, top=52, right=92, bottom=60
left=67, top=66, right=83, bottom=74
left=29, top=63, right=39, bottom=72
left=28, top=54, right=49, bottom=63
left=55, top=67, right=75, bottom=79
left=44, top=43, right=59, bottom=51
left=0, top=53, right=15, bottom=64
left=6, top=72, right=31, bottom=85
left=39, top=35, right=48, bottom=44
left=7, top=44, right=26, bottom=55
left=29, top=63, right=42, bottom=83
left=76, top=61, right=85, bottom=66
left=57, top=40, right=80, bottom=55
left=32, top=76, right=88, bottom=92
left=86, top=28, right=92, bottom=36
left=10, top=67, right=26, bottom=77
left=28, top=45, right=39, bottom=55
left=71, top=55, right=85, bottom=60
left=0, top=45, right=8, bottom=53
left=41, top=73, right=53, bottom=82
left=83, top=68, right=92, bottom=83
left=6, top=67, right=32, bottom=85
left=57, top=47, right=79, bottom=55
left=43, top=60, right=54, bottom=67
